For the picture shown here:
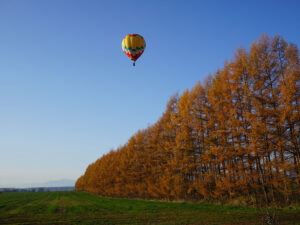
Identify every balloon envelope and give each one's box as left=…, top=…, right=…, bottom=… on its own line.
left=122, top=34, right=146, bottom=63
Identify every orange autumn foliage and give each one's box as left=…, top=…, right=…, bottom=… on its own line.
left=76, top=35, right=300, bottom=205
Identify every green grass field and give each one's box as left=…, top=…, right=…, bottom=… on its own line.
left=0, top=191, right=299, bottom=225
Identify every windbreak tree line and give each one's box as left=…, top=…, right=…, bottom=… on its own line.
left=76, top=35, right=299, bottom=206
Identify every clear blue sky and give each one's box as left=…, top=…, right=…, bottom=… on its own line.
left=0, top=0, right=299, bottom=187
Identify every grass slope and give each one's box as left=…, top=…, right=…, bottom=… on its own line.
left=0, top=191, right=299, bottom=225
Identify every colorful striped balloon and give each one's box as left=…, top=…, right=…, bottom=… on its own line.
left=122, top=34, right=146, bottom=66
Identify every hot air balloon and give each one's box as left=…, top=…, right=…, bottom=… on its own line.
left=122, top=34, right=146, bottom=66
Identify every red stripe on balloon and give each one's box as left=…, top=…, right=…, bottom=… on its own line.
left=123, top=49, right=144, bottom=61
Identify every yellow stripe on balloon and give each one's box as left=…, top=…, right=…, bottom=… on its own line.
left=122, top=34, right=145, bottom=50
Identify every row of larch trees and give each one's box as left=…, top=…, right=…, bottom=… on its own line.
left=76, top=34, right=299, bottom=206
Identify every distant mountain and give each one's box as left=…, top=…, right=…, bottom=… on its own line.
left=2, top=179, right=76, bottom=188
left=35, top=179, right=75, bottom=188
left=0, top=186, right=74, bottom=192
